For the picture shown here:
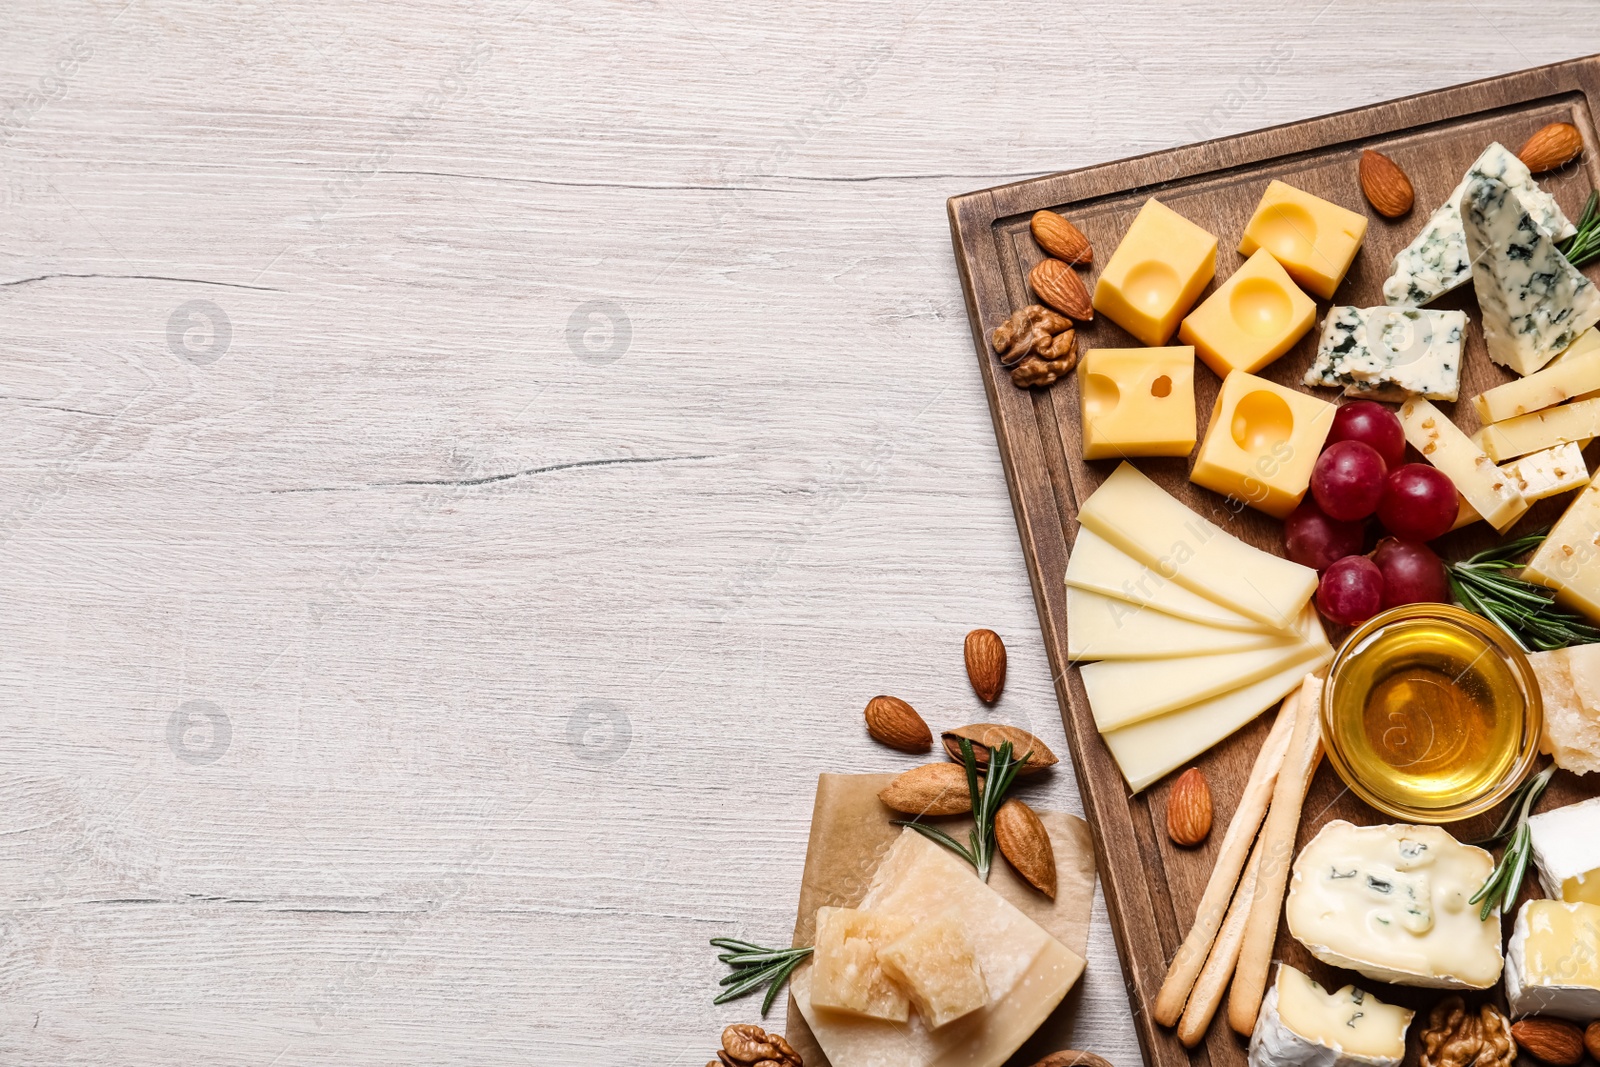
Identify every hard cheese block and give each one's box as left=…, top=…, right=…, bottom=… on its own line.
left=1524, top=474, right=1600, bottom=627
left=1528, top=796, right=1600, bottom=905
left=1286, top=821, right=1503, bottom=989
left=1063, top=528, right=1270, bottom=632
left=1400, top=399, right=1525, bottom=529
left=1081, top=637, right=1324, bottom=730
left=1303, top=306, right=1465, bottom=401
left=1078, top=346, right=1197, bottom=460
left=1178, top=249, right=1316, bottom=375
left=1077, top=462, right=1318, bottom=630
left=1479, top=396, right=1600, bottom=462
left=1238, top=180, right=1367, bottom=300
left=1065, top=586, right=1289, bottom=660
left=1462, top=173, right=1600, bottom=377
left=1505, top=899, right=1600, bottom=1020
left=1092, top=198, right=1217, bottom=346
left=1191, top=370, right=1335, bottom=519
left=811, top=907, right=913, bottom=1021
left=1248, top=963, right=1413, bottom=1067
left=1383, top=141, right=1574, bottom=307
left=1474, top=342, right=1600, bottom=421
left=1525, top=643, right=1600, bottom=775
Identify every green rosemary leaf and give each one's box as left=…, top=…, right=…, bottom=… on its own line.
left=1448, top=531, right=1600, bottom=651
left=1471, top=766, right=1556, bottom=920
left=761, top=954, right=809, bottom=1015
left=893, top=819, right=977, bottom=867
left=1561, top=191, right=1600, bottom=267
left=709, top=939, right=813, bottom=1014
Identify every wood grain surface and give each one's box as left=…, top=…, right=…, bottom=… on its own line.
left=952, top=54, right=1600, bottom=1067
left=3, top=3, right=1600, bottom=1065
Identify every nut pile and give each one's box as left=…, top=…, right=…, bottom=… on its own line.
left=993, top=211, right=1096, bottom=389
left=711, top=1024, right=802, bottom=1067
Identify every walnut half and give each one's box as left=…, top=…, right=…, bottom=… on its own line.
left=992, top=304, right=1075, bottom=373
left=715, top=1024, right=802, bottom=1067
left=1419, top=996, right=1516, bottom=1067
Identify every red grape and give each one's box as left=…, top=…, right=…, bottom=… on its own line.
left=1372, top=538, right=1449, bottom=608
left=1311, top=441, right=1387, bottom=521
left=1317, top=555, right=1385, bottom=626
left=1284, top=500, right=1366, bottom=571
left=1377, top=464, right=1457, bottom=541
left=1328, top=400, right=1406, bottom=468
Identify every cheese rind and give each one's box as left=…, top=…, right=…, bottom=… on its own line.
left=1527, top=796, right=1600, bottom=905
left=1179, top=249, right=1317, bottom=376
left=1081, top=639, right=1325, bottom=730
left=1064, top=527, right=1270, bottom=632
left=1248, top=963, right=1413, bottom=1067
left=1065, top=586, right=1289, bottom=660
left=1078, top=346, right=1198, bottom=460
left=1238, top=180, right=1367, bottom=299
left=1399, top=398, right=1525, bottom=529
left=1462, top=173, right=1600, bottom=377
left=1304, top=306, right=1465, bottom=401
left=810, top=907, right=913, bottom=1021
left=1383, top=142, right=1574, bottom=307
left=1523, top=473, right=1600, bottom=625
left=1190, top=370, right=1336, bottom=519
left=1077, top=462, right=1317, bottom=630
left=1286, top=821, right=1503, bottom=989
left=1479, top=396, right=1600, bottom=462
left=1474, top=344, right=1600, bottom=422
left=1505, top=899, right=1600, bottom=1020
left=1093, top=199, right=1218, bottom=346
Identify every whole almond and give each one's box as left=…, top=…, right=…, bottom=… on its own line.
left=964, top=629, right=1007, bottom=703
left=1030, top=211, right=1092, bottom=265
left=1359, top=150, right=1414, bottom=218
left=942, top=723, right=1058, bottom=776
left=1519, top=122, right=1584, bottom=173
left=1028, top=259, right=1093, bottom=321
left=863, top=695, right=932, bottom=753
left=1512, top=1019, right=1584, bottom=1066
left=1585, top=1021, right=1599, bottom=1062
left=1166, top=768, right=1213, bottom=847
left=878, top=762, right=973, bottom=815
left=995, top=798, right=1056, bottom=899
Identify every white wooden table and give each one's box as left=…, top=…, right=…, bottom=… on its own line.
left=2, top=5, right=1592, bottom=1063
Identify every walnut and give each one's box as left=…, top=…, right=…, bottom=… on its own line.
left=1011, top=347, right=1076, bottom=388
left=1419, top=996, right=1516, bottom=1067
left=992, top=305, right=1074, bottom=368
left=718, top=1024, right=802, bottom=1067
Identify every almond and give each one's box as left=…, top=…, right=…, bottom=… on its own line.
left=878, top=762, right=973, bottom=815
left=1030, top=211, right=1092, bottom=265
left=1518, top=122, right=1584, bottom=173
left=863, top=695, right=932, bottom=753
left=964, top=629, right=1007, bottom=703
left=1166, top=767, right=1213, bottom=847
left=941, top=723, right=1058, bottom=776
left=994, top=798, right=1056, bottom=899
left=1026, top=1055, right=1114, bottom=1067
left=1512, top=1018, right=1585, bottom=1066
left=1585, top=1021, right=1600, bottom=1063
left=1027, top=259, right=1093, bottom=321
left=1358, top=149, right=1414, bottom=218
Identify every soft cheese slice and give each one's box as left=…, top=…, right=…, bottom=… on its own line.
left=1479, top=396, right=1600, bottom=462
left=1076, top=462, right=1317, bottom=631
left=1081, top=639, right=1324, bottom=730
left=1523, top=475, right=1600, bottom=628
left=1463, top=173, right=1600, bottom=376
left=1286, top=821, right=1503, bottom=989
left=1304, top=306, right=1465, bottom=401
left=791, top=829, right=1084, bottom=1067
left=1066, top=587, right=1291, bottom=660
left=1526, top=645, right=1600, bottom=776
left=1383, top=142, right=1574, bottom=307
left=1065, top=528, right=1271, bottom=633
left=810, top=907, right=913, bottom=1021
left=1528, top=796, right=1600, bottom=905
left=1505, top=899, right=1600, bottom=1020
left=1475, top=343, right=1600, bottom=421
left=1101, top=633, right=1331, bottom=792
left=1249, top=963, right=1413, bottom=1067
left=1400, top=399, right=1525, bottom=529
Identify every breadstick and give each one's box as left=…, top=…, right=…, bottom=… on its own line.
left=1227, top=672, right=1325, bottom=1036
left=1177, top=833, right=1266, bottom=1047
left=1151, top=687, right=1300, bottom=1027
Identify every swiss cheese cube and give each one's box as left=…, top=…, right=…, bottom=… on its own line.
left=1178, top=249, right=1317, bottom=375
left=1078, top=346, right=1197, bottom=460
left=1092, top=199, right=1217, bottom=346
left=1399, top=398, right=1524, bottom=529
left=1239, top=180, right=1368, bottom=299
left=876, top=912, right=987, bottom=1029
left=1190, top=370, right=1335, bottom=519
left=810, top=907, right=912, bottom=1021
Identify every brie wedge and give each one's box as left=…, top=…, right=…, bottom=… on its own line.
left=1527, top=795, right=1600, bottom=905
left=1286, top=821, right=1502, bottom=989
left=1505, top=898, right=1600, bottom=1020
left=1249, top=963, right=1413, bottom=1067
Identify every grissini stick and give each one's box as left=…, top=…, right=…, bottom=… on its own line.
left=1177, top=833, right=1266, bottom=1047
left=1227, top=672, right=1325, bottom=1036
left=1151, top=686, right=1299, bottom=1027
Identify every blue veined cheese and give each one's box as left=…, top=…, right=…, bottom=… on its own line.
left=1383, top=142, right=1574, bottom=307
left=1463, top=174, right=1600, bottom=377
left=1304, top=306, right=1465, bottom=400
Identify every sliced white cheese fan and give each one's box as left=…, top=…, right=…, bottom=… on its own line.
left=1066, top=587, right=1291, bottom=660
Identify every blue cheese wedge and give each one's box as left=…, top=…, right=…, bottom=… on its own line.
left=1249, top=963, right=1413, bottom=1067
left=1285, top=821, right=1503, bottom=989
left=1463, top=173, right=1600, bottom=377
left=1305, top=306, right=1465, bottom=400
left=1505, top=899, right=1600, bottom=1020
left=1383, top=142, right=1574, bottom=307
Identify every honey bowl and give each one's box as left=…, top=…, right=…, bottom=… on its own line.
left=1321, top=603, right=1543, bottom=823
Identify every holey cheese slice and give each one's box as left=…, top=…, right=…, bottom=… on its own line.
left=1505, top=899, right=1600, bottom=1020
left=1076, top=463, right=1317, bottom=631
left=1286, top=821, right=1503, bottom=989
left=1064, top=528, right=1269, bottom=632
left=1249, top=963, right=1413, bottom=1067
left=1528, top=796, right=1600, bottom=905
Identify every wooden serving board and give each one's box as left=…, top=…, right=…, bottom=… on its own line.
left=949, top=57, right=1600, bottom=1067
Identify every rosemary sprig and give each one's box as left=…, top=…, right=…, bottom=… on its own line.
left=1560, top=190, right=1600, bottom=268
left=894, top=739, right=1028, bottom=881
left=1468, top=766, right=1556, bottom=922
left=709, top=937, right=814, bottom=1015
left=1446, top=530, right=1600, bottom=652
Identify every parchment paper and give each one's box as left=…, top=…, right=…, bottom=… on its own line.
left=784, top=773, right=1098, bottom=1067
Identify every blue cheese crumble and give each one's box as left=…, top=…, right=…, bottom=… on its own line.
left=1304, top=305, right=1466, bottom=401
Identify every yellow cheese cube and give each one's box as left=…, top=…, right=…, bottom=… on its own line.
left=1238, top=180, right=1368, bottom=299
left=1190, top=370, right=1334, bottom=518
left=1178, top=249, right=1317, bottom=375
left=811, top=907, right=914, bottom=1021
left=1078, top=346, right=1197, bottom=460
left=876, top=911, right=988, bottom=1029
left=1092, top=199, right=1218, bottom=346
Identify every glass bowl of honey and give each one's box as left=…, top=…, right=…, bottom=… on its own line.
left=1321, top=603, right=1543, bottom=823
